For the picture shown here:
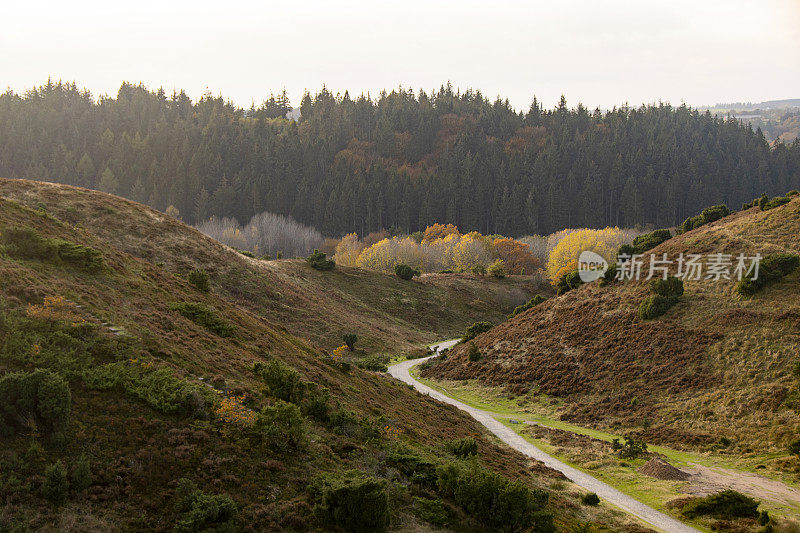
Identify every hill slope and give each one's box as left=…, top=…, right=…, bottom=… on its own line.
left=424, top=198, right=800, bottom=458
left=0, top=179, right=640, bottom=531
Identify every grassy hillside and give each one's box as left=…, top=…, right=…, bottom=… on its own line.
left=0, top=179, right=640, bottom=531
left=424, top=197, right=800, bottom=465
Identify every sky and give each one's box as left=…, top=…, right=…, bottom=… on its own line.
left=1, top=0, right=799, bottom=112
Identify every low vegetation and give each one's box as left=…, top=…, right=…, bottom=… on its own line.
left=1, top=226, right=103, bottom=272
left=509, top=295, right=546, bottom=318
left=678, top=204, right=730, bottom=234
left=681, top=490, right=759, bottom=520
left=306, top=249, right=335, bottom=270
left=463, top=321, right=493, bottom=342
left=169, top=301, right=235, bottom=337
left=638, top=276, right=683, bottom=320
left=735, top=252, right=799, bottom=297
left=394, top=263, right=420, bottom=280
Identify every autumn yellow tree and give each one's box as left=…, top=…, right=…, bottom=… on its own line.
left=546, top=227, right=629, bottom=283
left=422, top=223, right=460, bottom=244
left=334, top=233, right=364, bottom=267
left=451, top=232, right=495, bottom=272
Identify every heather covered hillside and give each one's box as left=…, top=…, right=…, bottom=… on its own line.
left=0, top=179, right=647, bottom=531
left=423, top=196, right=800, bottom=459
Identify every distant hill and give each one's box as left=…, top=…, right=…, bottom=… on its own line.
left=701, top=99, right=800, bottom=143
left=423, top=196, right=800, bottom=457
left=0, top=179, right=645, bottom=531
left=703, top=98, right=800, bottom=111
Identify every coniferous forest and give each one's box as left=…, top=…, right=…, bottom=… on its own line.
left=1, top=80, right=799, bottom=237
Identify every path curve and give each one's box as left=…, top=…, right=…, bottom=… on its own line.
left=388, top=340, right=698, bottom=533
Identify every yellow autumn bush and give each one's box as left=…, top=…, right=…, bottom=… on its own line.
left=546, top=227, right=629, bottom=283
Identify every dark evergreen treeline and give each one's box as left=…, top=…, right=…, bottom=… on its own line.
left=1, top=80, right=798, bottom=237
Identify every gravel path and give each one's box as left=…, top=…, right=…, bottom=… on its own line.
left=388, top=340, right=699, bottom=533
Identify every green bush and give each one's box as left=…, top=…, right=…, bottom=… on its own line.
left=470, top=264, right=487, bottom=275
left=253, top=359, right=306, bottom=404
left=788, top=438, right=800, bottom=458
left=488, top=259, right=507, bottom=278
left=84, top=362, right=212, bottom=417
left=187, top=269, right=211, bottom=292
left=436, top=461, right=554, bottom=532
left=581, top=492, right=600, bottom=506
left=678, top=204, right=731, bottom=234
left=251, top=400, right=306, bottom=451
left=1, top=226, right=57, bottom=260
left=42, top=461, right=69, bottom=505
left=556, top=269, right=583, bottom=295
left=342, top=333, right=358, bottom=350
left=624, top=229, right=672, bottom=255
left=174, top=478, right=238, bottom=532
left=638, top=294, right=674, bottom=320
left=649, top=276, right=684, bottom=299
left=599, top=263, right=618, bottom=286
left=170, top=302, right=235, bottom=337
left=735, top=253, right=799, bottom=297
left=0, top=369, right=71, bottom=442
left=467, top=343, right=482, bottom=362
left=71, top=455, right=92, bottom=492
left=509, top=295, right=546, bottom=318
left=414, top=497, right=449, bottom=527
left=53, top=240, right=104, bottom=271
left=611, top=436, right=648, bottom=459
left=355, top=355, right=389, bottom=372
left=309, top=470, right=390, bottom=533
left=682, top=490, right=759, bottom=519
left=386, top=447, right=438, bottom=487
left=445, top=437, right=478, bottom=458
left=463, top=321, right=493, bottom=342
left=306, top=249, right=335, bottom=270
left=787, top=190, right=800, bottom=197
left=394, top=263, right=420, bottom=280
left=0, top=227, right=103, bottom=271
left=303, top=383, right=330, bottom=422
left=762, top=196, right=791, bottom=211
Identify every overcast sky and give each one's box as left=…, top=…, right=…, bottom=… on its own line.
left=2, top=0, right=799, bottom=111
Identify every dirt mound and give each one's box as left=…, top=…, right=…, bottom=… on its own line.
left=638, top=458, right=690, bottom=481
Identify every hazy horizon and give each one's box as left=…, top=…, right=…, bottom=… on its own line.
left=2, top=0, right=799, bottom=112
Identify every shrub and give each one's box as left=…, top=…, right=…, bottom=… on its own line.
left=303, top=383, right=330, bottom=422
left=678, top=204, right=731, bottom=234
left=762, top=196, right=791, bottom=211
left=42, top=461, right=69, bottom=505
left=436, top=460, right=554, bottom=532
left=788, top=190, right=800, bottom=197
left=342, top=333, right=358, bottom=350
left=599, top=263, right=618, bottom=286
left=174, top=478, right=238, bottom=532
left=394, top=263, right=420, bottom=280
left=253, top=359, right=306, bottom=404
left=446, top=437, right=478, bottom=458
left=355, top=355, right=389, bottom=372
left=758, top=193, right=770, bottom=210
left=170, top=302, right=235, bottom=337
left=72, top=455, right=92, bottom=492
left=625, top=229, right=672, bottom=255
left=309, top=470, right=389, bottom=533
left=385, top=446, right=437, bottom=487
left=53, top=240, right=104, bottom=271
left=611, top=436, right=648, bottom=459
left=187, top=269, right=211, bottom=292
left=788, top=438, right=800, bottom=458
left=487, top=259, right=507, bottom=278
left=736, top=253, right=800, bottom=297
left=470, top=264, right=487, bottom=275
left=464, top=321, right=493, bottom=342
left=467, top=343, right=482, bottom=362
left=1, top=226, right=57, bottom=260
left=581, top=492, right=600, bottom=506
left=638, top=294, right=674, bottom=320
left=649, top=276, right=684, bottom=299
left=0, top=227, right=103, bottom=271
left=0, top=369, right=71, bottom=442
left=556, top=270, right=583, bottom=295
left=251, top=400, right=306, bottom=451
left=682, top=490, right=759, bottom=519
left=414, top=497, right=449, bottom=527
left=509, top=295, right=546, bottom=318
left=306, top=249, right=335, bottom=270
left=84, top=363, right=212, bottom=417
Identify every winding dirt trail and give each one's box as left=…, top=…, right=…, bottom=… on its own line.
left=388, top=340, right=699, bottom=533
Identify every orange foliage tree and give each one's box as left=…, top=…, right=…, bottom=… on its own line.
left=492, top=238, right=540, bottom=275
left=422, top=223, right=460, bottom=244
